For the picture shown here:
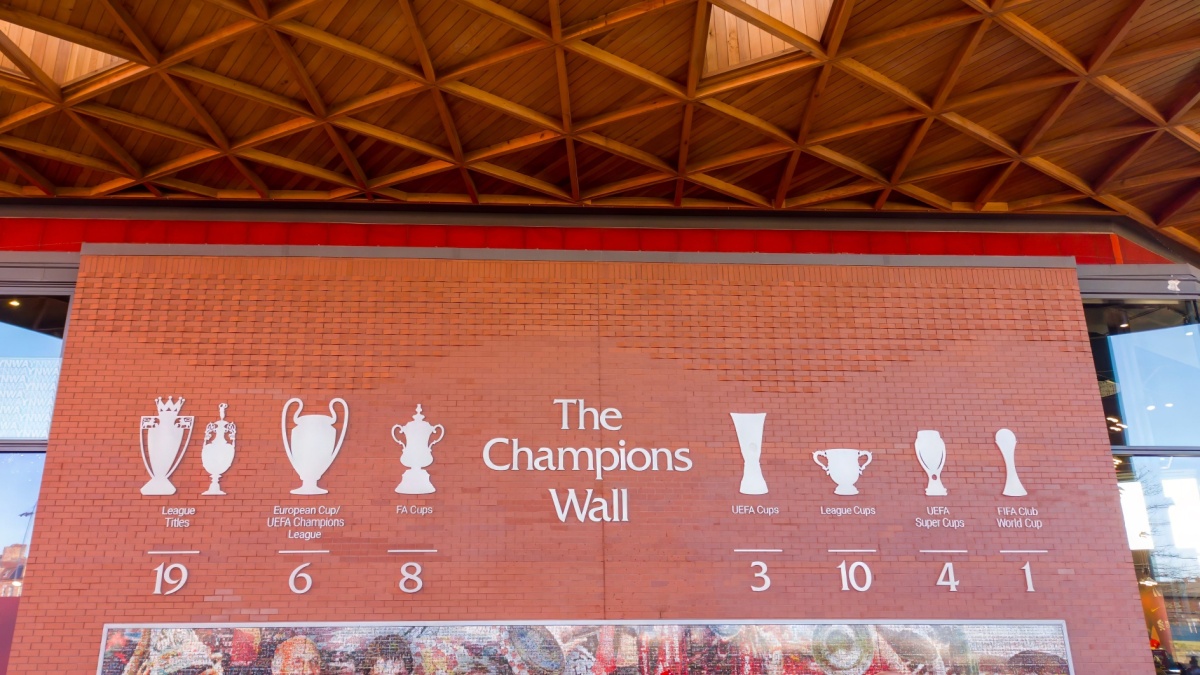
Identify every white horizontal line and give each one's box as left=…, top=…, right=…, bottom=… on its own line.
left=828, top=549, right=877, bottom=553
left=148, top=550, right=199, bottom=555
left=733, top=549, right=782, bottom=553
left=278, top=550, right=329, bottom=554
left=1000, top=549, right=1048, bottom=554
left=919, top=549, right=968, bottom=554
left=388, top=549, right=437, bottom=553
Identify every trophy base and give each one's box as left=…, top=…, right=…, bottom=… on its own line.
left=833, top=484, right=859, bottom=496
left=140, top=477, right=177, bottom=496
left=202, top=488, right=226, bottom=496
left=924, top=478, right=948, bottom=497
left=291, top=482, right=328, bottom=495
left=1002, top=477, right=1027, bottom=497
left=396, top=469, right=435, bottom=495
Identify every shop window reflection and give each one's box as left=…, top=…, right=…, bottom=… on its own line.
left=1086, top=300, right=1200, bottom=447
left=0, top=453, right=42, bottom=675
left=0, top=296, right=67, bottom=441
left=1117, top=454, right=1200, bottom=669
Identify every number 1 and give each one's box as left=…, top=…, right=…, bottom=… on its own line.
left=1022, top=562, right=1035, bottom=592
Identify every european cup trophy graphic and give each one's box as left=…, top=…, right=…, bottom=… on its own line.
left=915, top=429, right=948, bottom=496
left=201, top=403, right=236, bottom=496
left=392, top=404, right=445, bottom=495
left=730, top=412, right=768, bottom=495
left=282, top=397, right=349, bottom=495
left=139, top=396, right=194, bottom=496
left=996, top=428, right=1028, bottom=497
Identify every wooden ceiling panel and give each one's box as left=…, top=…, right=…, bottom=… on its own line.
left=991, top=163, right=1072, bottom=203
left=852, top=25, right=973, bottom=101
left=566, top=52, right=670, bottom=120
left=951, top=22, right=1065, bottom=96
left=459, top=49, right=562, bottom=119
left=1110, top=0, right=1200, bottom=57
left=0, top=0, right=1195, bottom=250
left=710, top=69, right=817, bottom=137
left=1011, top=0, right=1129, bottom=62
left=808, top=68, right=916, bottom=131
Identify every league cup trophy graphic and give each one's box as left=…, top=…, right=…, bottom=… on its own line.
left=730, top=412, right=768, bottom=495
left=915, top=429, right=948, bottom=496
left=996, top=428, right=1028, bottom=497
left=139, top=396, right=194, bottom=496
left=813, top=449, right=873, bottom=496
left=201, top=403, right=236, bottom=496
left=282, top=397, right=348, bottom=495
left=392, top=404, right=444, bottom=495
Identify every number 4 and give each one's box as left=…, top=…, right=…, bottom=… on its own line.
left=937, top=562, right=960, bottom=592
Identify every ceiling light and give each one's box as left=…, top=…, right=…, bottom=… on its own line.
left=1107, top=417, right=1119, bottom=423
left=1110, top=426, right=1121, bottom=432
left=1187, top=332, right=1195, bottom=337
left=1117, top=423, right=1128, bottom=429
left=1147, top=405, right=1156, bottom=411
left=1165, top=403, right=1174, bottom=408
left=1140, top=578, right=1159, bottom=587
left=7, top=299, right=18, bottom=307
left=1119, top=323, right=1130, bottom=328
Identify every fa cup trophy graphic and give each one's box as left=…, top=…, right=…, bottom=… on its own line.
left=392, top=404, right=445, bottom=495
left=915, top=429, right=948, bottom=496
left=139, top=396, right=194, bottom=496
left=996, top=428, right=1028, bottom=497
left=282, top=397, right=349, bottom=495
left=201, top=403, right=236, bottom=496
left=730, top=412, right=768, bottom=495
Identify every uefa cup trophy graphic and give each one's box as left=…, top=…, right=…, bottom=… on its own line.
left=996, top=428, right=1028, bottom=497
left=915, top=429, right=948, bottom=496
left=730, top=412, right=768, bottom=495
left=139, top=397, right=194, bottom=496
left=201, top=403, right=236, bottom=496
left=282, top=397, right=349, bottom=495
left=392, top=404, right=445, bottom=495
left=812, top=449, right=873, bottom=496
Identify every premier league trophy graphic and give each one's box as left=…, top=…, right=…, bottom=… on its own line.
left=915, top=429, right=948, bottom=496
left=730, top=412, right=768, bottom=495
left=139, top=397, right=194, bottom=496
left=282, top=397, right=349, bottom=495
left=200, top=403, right=236, bottom=496
left=996, top=428, right=1028, bottom=497
left=392, top=404, right=445, bottom=495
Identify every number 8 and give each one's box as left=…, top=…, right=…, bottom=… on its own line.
left=400, top=562, right=423, bottom=594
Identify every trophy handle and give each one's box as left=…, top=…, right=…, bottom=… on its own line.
left=429, top=424, right=445, bottom=449
left=391, top=424, right=406, bottom=450
left=166, top=417, right=194, bottom=479
left=328, top=398, right=349, bottom=462
left=282, top=398, right=302, bottom=462
left=139, top=416, right=158, bottom=478
left=858, top=450, right=873, bottom=471
left=812, top=451, right=829, bottom=471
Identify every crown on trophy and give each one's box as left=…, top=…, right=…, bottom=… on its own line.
left=155, top=396, right=186, bottom=414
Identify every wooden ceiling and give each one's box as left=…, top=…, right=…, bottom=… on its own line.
left=1, top=0, right=1200, bottom=250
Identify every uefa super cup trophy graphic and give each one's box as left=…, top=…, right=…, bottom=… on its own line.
left=282, top=397, right=348, bottom=495
left=139, top=397, right=194, bottom=496
left=915, top=429, right=948, bottom=496
left=201, top=403, right=236, bottom=496
left=996, top=428, right=1028, bottom=497
left=730, top=412, right=768, bottom=495
left=392, top=404, right=445, bottom=495
left=813, top=449, right=873, bottom=496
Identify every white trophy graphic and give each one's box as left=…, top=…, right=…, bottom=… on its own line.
left=813, top=449, right=873, bottom=496
left=139, top=397, right=194, bottom=496
left=915, top=429, right=948, bottom=496
left=996, top=428, right=1027, bottom=497
left=730, top=412, right=768, bottom=495
left=392, top=404, right=445, bottom=495
left=200, top=403, right=236, bottom=496
left=282, top=397, right=348, bottom=495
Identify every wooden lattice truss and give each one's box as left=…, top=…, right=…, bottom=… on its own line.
left=1, top=0, right=1200, bottom=249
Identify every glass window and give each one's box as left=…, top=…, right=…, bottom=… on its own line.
left=0, top=296, right=67, bottom=440
left=1085, top=300, right=1200, bottom=447
left=0, top=452, right=43, bottom=674
left=1116, top=454, right=1200, bottom=671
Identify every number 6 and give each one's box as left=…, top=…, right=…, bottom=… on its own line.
left=289, top=563, right=313, bottom=594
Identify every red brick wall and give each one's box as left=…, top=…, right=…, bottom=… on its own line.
left=8, top=254, right=1151, bottom=673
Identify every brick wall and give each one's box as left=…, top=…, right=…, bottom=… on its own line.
left=7, top=254, right=1151, bottom=673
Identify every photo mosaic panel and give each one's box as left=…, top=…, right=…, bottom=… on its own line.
left=97, top=622, right=1072, bottom=675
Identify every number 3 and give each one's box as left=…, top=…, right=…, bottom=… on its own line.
left=750, top=561, right=770, bottom=592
